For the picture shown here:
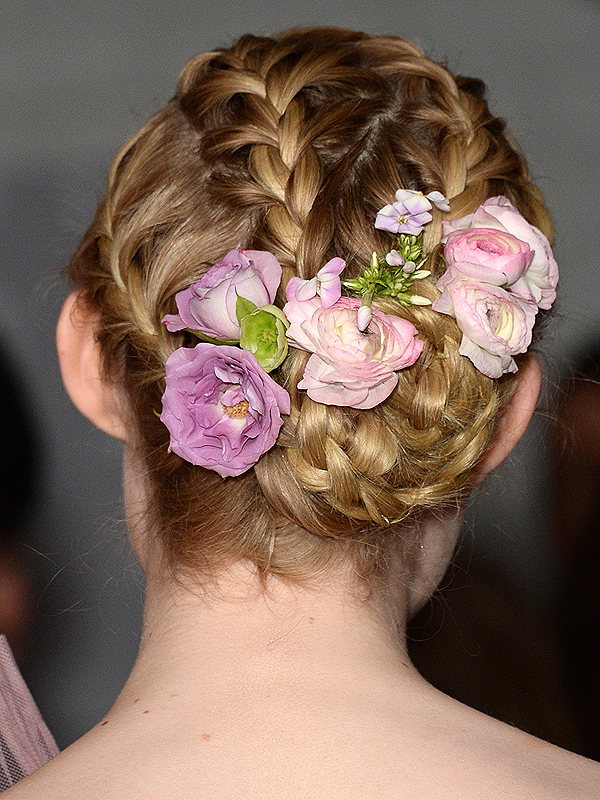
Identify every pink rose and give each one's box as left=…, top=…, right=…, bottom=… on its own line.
left=284, top=294, right=423, bottom=409
left=162, top=249, right=282, bottom=341
left=444, top=227, right=533, bottom=285
left=432, top=265, right=537, bottom=378
left=160, top=344, right=290, bottom=477
left=442, top=197, right=558, bottom=309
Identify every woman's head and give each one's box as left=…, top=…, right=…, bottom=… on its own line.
left=63, top=27, right=554, bottom=587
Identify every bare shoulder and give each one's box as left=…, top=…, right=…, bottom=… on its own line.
left=2, top=686, right=599, bottom=800
left=489, top=726, right=599, bottom=799
left=423, top=689, right=600, bottom=800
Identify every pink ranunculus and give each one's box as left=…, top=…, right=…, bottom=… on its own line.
left=162, top=249, right=282, bottom=341
left=443, top=227, right=533, bottom=286
left=442, top=197, right=558, bottom=309
left=432, top=265, right=538, bottom=379
left=160, top=344, right=290, bottom=477
left=284, top=295, right=423, bottom=409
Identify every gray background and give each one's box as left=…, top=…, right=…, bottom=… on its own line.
left=1, top=0, right=599, bottom=746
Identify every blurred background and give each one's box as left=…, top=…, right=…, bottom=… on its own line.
left=1, top=0, right=599, bottom=753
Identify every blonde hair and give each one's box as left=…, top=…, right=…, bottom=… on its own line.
left=68, top=27, right=552, bottom=583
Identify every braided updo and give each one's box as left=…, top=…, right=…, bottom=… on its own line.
left=68, top=28, right=553, bottom=582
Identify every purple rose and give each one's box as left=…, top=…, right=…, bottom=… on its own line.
left=160, top=344, right=290, bottom=477
left=162, top=249, right=282, bottom=341
left=432, top=265, right=538, bottom=378
left=284, top=295, right=423, bottom=409
left=442, top=197, right=558, bottom=309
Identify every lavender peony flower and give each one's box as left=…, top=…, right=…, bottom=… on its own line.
left=284, top=295, right=423, bottom=409
left=442, top=197, right=558, bottom=309
left=432, top=265, right=538, bottom=378
left=160, top=344, right=290, bottom=477
left=162, top=249, right=282, bottom=341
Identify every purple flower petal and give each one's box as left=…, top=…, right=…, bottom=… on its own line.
left=160, top=344, right=289, bottom=477
left=295, top=277, right=318, bottom=301
left=317, top=257, right=345, bottom=308
left=375, top=191, right=434, bottom=235
left=318, top=257, right=345, bottom=279
left=385, top=250, right=405, bottom=266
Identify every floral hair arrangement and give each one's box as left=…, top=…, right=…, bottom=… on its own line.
left=432, top=196, right=558, bottom=378
left=160, top=250, right=291, bottom=477
left=159, top=190, right=558, bottom=477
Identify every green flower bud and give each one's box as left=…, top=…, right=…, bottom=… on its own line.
left=239, top=304, right=289, bottom=372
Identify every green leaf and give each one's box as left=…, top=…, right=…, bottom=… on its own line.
left=187, top=329, right=239, bottom=346
left=236, top=294, right=257, bottom=325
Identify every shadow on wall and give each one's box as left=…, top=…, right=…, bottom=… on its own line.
left=549, top=343, right=600, bottom=761
left=0, top=338, right=40, bottom=662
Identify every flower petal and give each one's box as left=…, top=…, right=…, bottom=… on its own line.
left=385, top=250, right=405, bottom=266
left=426, top=191, right=451, bottom=212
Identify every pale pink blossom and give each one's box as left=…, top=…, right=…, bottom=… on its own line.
left=444, top=227, right=533, bottom=285
left=432, top=265, right=538, bottom=378
left=284, top=295, right=423, bottom=409
left=442, top=197, right=558, bottom=309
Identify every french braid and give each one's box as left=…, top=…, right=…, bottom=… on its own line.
left=67, top=28, right=553, bottom=580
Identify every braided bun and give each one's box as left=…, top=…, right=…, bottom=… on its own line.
left=67, top=28, right=552, bottom=581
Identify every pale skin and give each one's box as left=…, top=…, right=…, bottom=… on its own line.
left=5, top=292, right=599, bottom=799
